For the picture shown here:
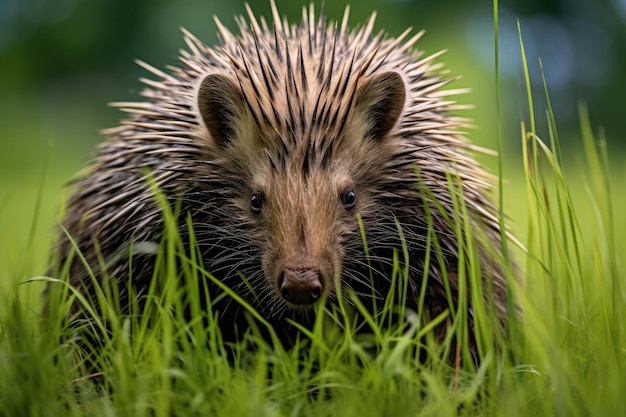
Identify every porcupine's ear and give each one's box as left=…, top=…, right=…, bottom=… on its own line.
left=354, top=71, right=406, bottom=142
left=197, top=73, right=249, bottom=147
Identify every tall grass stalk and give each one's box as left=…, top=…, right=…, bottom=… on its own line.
left=512, top=24, right=625, bottom=417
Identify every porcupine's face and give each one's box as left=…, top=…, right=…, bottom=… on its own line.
left=195, top=70, right=406, bottom=315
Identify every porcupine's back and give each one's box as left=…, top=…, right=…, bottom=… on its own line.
left=53, top=2, right=510, bottom=358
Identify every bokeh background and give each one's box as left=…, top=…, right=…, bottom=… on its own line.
left=1, top=0, right=625, bottom=275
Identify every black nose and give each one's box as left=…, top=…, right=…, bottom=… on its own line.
left=279, top=269, right=323, bottom=306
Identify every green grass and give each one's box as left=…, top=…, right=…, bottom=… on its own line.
left=1, top=9, right=626, bottom=417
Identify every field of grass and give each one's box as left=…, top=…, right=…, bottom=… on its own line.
left=1, top=7, right=625, bottom=417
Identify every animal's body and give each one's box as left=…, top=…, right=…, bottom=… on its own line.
left=53, top=2, right=509, bottom=362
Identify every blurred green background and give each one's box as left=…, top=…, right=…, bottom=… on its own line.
left=1, top=0, right=625, bottom=277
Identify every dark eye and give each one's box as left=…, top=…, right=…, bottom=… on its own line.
left=250, top=192, right=264, bottom=213
left=341, top=189, right=356, bottom=210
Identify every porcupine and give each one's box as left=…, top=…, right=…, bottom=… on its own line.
left=51, top=1, right=511, bottom=365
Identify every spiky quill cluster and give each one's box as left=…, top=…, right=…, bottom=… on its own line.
left=54, top=1, right=510, bottom=362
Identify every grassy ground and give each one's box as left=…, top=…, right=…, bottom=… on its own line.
left=1, top=111, right=624, bottom=417
left=1, top=10, right=625, bottom=417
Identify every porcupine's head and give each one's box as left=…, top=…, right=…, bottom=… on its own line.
left=174, top=2, right=504, bottom=322
left=196, top=67, right=406, bottom=313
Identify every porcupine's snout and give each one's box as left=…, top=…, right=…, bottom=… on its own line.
left=279, top=268, right=323, bottom=306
